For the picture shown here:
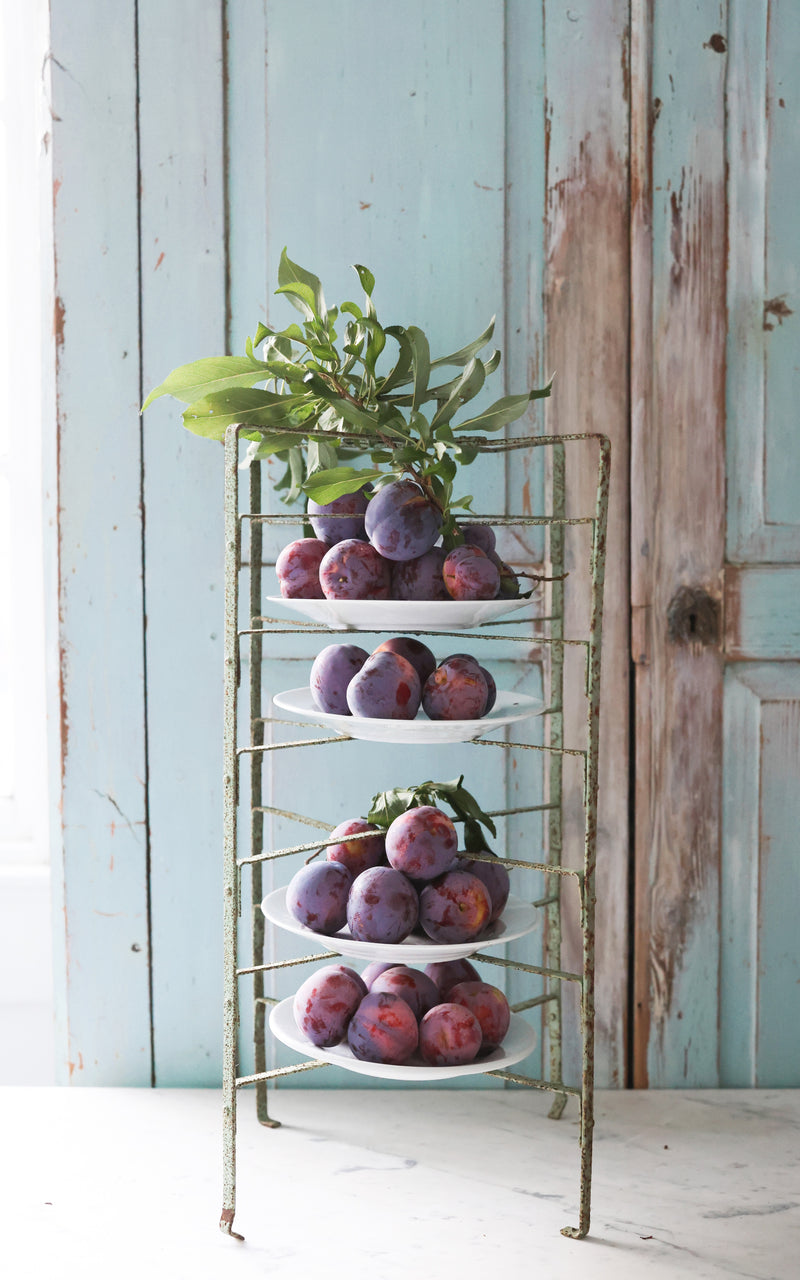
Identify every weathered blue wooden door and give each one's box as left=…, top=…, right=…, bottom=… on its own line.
left=632, top=0, right=800, bottom=1086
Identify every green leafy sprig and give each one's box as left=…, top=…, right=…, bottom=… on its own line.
left=143, top=249, right=552, bottom=546
left=367, top=776, right=497, bottom=855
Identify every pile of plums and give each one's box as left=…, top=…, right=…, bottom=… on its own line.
left=310, top=635, right=497, bottom=721
left=275, top=478, right=521, bottom=602
left=285, top=803, right=510, bottom=945
left=292, top=957, right=513, bottom=1067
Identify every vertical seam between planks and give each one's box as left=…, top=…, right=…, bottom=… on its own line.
left=625, top=0, right=635, bottom=1090
left=134, top=0, right=156, bottom=1089
left=222, top=0, right=232, bottom=355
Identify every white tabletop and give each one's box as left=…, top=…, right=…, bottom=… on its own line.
left=2, top=1086, right=798, bottom=1279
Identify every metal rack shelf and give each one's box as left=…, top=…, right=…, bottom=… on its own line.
left=220, top=426, right=609, bottom=1242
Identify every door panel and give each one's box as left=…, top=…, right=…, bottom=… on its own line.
left=721, top=665, right=800, bottom=1085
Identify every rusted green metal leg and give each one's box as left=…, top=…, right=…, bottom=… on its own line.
left=248, top=462, right=280, bottom=1130
left=547, top=440, right=568, bottom=1122
left=561, top=435, right=608, bottom=1239
left=221, top=426, right=245, bottom=1238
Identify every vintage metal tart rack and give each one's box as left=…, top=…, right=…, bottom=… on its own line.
left=219, top=424, right=609, bottom=1240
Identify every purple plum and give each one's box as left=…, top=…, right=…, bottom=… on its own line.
left=478, top=666, right=497, bottom=713
left=443, top=545, right=500, bottom=601
left=308, top=488, right=369, bottom=545
left=392, top=547, right=449, bottom=600
left=462, top=524, right=496, bottom=555
left=422, top=656, right=489, bottom=721
left=456, top=851, right=509, bottom=923
left=325, top=818, right=386, bottom=878
left=385, top=805, right=458, bottom=881
left=310, top=644, right=369, bottom=715
left=448, top=980, right=511, bottom=1052
left=275, top=538, right=327, bottom=598
left=424, top=958, right=481, bottom=999
left=419, top=869, right=492, bottom=944
left=286, top=861, right=352, bottom=935
left=365, top=479, right=443, bottom=562
left=346, top=651, right=421, bottom=720
left=418, top=1003, right=482, bottom=1066
left=347, top=991, right=419, bottom=1065
left=346, top=866, right=420, bottom=944
left=319, top=539, right=392, bottom=599
left=373, top=637, right=436, bottom=687
left=293, top=964, right=366, bottom=1048
left=369, top=965, right=440, bottom=1021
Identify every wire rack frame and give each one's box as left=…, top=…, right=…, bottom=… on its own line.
left=219, top=424, right=610, bottom=1242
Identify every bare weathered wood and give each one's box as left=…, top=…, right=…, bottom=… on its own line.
left=630, top=0, right=727, bottom=1086
left=543, top=0, right=630, bottom=1088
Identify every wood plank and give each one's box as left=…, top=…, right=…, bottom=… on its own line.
left=48, top=0, right=152, bottom=1083
left=543, top=0, right=630, bottom=1087
left=721, top=664, right=800, bottom=1084
left=631, top=0, right=727, bottom=1086
left=727, top=0, right=800, bottom=562
left=138, top=0, right=227, bottom=1085
left=725, top=565, right=800, bottom=659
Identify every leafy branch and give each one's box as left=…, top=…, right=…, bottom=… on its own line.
left=143, top=249, right=553, bottom=546
left=367, top=776, right=496, bottom=855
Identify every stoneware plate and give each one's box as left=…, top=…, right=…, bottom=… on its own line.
left=260, top=888, right=537, bottom=964
left=264, top=595, right=533, bottom=632
left=269, top=997, right=538, bottom=1081
left=271, top=687, right=544, bottom=744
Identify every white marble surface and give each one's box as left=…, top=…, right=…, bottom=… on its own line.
left=3, top=1087, right=798, bottom=1279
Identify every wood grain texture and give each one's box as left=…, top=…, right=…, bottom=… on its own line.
left=631, top=0, right=727, bottom=1087
left=48, top=1, right=152, bottom=1083
left=138, top=0, right=227, bottom=1085
left=543, top=0, right=631, bottom=1088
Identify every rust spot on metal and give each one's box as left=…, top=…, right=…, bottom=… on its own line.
left=652, top=97, right=663, bottom=131
left=359, top=201, right=372, bottom=210
left=154, top=251, right=165, bottom=271
left=763, top=296, right=793, bottom=329
left=704, top=33, right=727, bottom=54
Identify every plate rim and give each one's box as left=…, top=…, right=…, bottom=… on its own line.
left=263, top=594, right=534, bottom=631
left=268, top=996, right=537, bottom=1081
left=260, top=885, right=537, bottom=962
left=271, top=685, right=544, bottom=740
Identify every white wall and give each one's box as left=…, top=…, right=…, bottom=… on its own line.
left=0, top=0, right=54, bottom=1083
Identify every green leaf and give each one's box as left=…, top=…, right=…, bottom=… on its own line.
left=286, top=447, right=305, bottom=503
left=430, top=356, right=485, bottom=429
left=278, top=248, right=327, bottom=322
left=341, top=300, right=363, bottom=320
left=430, top=316, right=496, bottom=368
left=181, top=387, right=305, bottom=439
left=306, top=438, right=338, bottom=476
left=378, top=327, right=413, bottom=396
left=454, top=390, right=541, bottom=434
left=303, top=465, right=383, bottom=504
left=302, top=373, right=379, bottom=432
left=366, top=787, right=419, bottom=829
left=142, top=356, right=274, bottom=411
left=406, top=325, right=430, bottom=413
left=275, top=280, right=319, bottom=322
left=353, top=263, right=376, bottom=298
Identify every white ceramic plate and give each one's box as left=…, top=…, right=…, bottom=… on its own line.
left=260, top=888, right=537, bottom=963
left=269, top=997, right=537, bottom=1082
left=265, top=595, right=533, bottom=632
left=271, top=687, right=544, bottom=744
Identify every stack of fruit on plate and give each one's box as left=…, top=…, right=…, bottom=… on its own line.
left=276, top=479, right=523, bottom=603
left=310, top=635, right=496, bottom=722
left=294, top=958, right=511, bottom=1067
